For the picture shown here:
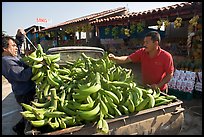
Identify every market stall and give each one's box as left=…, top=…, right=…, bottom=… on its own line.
left=90, top=2, right=202, bottom=100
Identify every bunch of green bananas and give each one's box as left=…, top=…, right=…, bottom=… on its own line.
left=157, top=20, right=163, bottom=29
left=130, top=24, right=136, bottom=34
left=20, top=46, right=177, bottom=134
left=174, top=17, right=182, bottom=28
left=189, top=15, right=199, bottom=27
left=164, top=20, right=170, bottom=28
left=136, top=22, right=144, bottom=33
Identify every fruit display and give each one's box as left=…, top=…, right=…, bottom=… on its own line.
left=21, top=44, right=177, bottom=134
left=157, top=19, right=163, bottom=29
left=174, top=17, right=182, bottom=28
left=136, top=22, right=144, bottom=32
left=157, top=19, right=170, bottom=29
left=186, top=16, right=202, bottom=72
left=164, top=20, right=170, bottom=28
left=189, top=15, right=199, bottom=27
left=112, top=26, right=120, bottom=39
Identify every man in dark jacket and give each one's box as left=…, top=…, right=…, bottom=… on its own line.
left=15, top=28, right=26, bottom=57
left=2, top=36, right=36, bottom=135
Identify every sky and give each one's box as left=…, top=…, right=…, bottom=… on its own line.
left=2, top=2, right=184, bottom=37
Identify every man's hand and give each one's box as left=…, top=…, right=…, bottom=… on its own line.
left=108, top=53, right=115, bottom=61
left=25, top=49, right=35, bottom=56
left=149, top=84, right=159, bottom=90
left=17, top=28, right=26, bottom=36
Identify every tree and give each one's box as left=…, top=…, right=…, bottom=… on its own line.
left=2, top=31, right=7, bottom=37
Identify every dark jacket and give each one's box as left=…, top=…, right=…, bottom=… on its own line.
left=2, top=56, right=36, bottom=96
left=15, top=35, right=25, bottom=55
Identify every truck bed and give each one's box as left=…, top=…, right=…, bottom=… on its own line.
left=24, top=93, right=184, bottom=135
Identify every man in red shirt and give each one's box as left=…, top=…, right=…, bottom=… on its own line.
left=108, top=31, right=174, bottom=93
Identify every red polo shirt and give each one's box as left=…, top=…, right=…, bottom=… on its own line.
left=129, top=47, right=174, bottom=91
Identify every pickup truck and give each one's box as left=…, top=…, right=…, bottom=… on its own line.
left=24, top=46, right=185, bottom=135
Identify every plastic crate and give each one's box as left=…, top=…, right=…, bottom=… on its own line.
left=168, top=88, right=193, bottom=100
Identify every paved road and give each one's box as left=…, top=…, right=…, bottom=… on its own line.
left=2, top=77, right=22, bottom=135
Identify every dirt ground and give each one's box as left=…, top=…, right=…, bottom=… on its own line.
left=2, top=75, right=202, bottom=135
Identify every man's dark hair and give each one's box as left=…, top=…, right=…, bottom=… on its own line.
left=145, top=31, right=161, bottom=44
left=2, top=36, right=16, bottom=53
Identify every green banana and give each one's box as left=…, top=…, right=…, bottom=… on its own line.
left=32, top=67, right=38, bottom=75
left=113, top=106, right=122, bottom=117
left=155, top=97, right=169, bottom=104
left=28, top=55, right=43, bottom=63
left=51, top=94, right=59, bottom=104
left=110, top=85, right=123, bottom=102
left=165, top=95, right=177, bottom=100
left=43, top=55, right=52, bottom=65
left=37, top=44, right=44, bottom=55
left=104, top=94, right=118, bottom=108
left=32, top=63, right=43, bottom=69
left=59, top=90, right=66, bottom=107
left=153, top=87, right=161, bottom=98
left=99, top=119, right=109, bottom=134
left=49, top=118, right=60, bottom=129
left=58, top=117, right=66, bottom=129
left=51, top=57, right=60, bottom=63
left=119, top=105, right=129, bottom=115
left=49, top=98, right=58, bottom=111
left=107, top=81, right=130, bottom=88
left=20, top=111, right=36, bottom=121
left=131, top=90, right=139, bottom=107
left=39, top=80, right=48, bottom=91
left=35, top=71, right=45, bottom=84
left=104, top=113, right=115, bottom=119
left=30, top=118, right=50, bottom=127
left=142, top=88, right=154, bottom=98
left=86, top=95, right=94, bottom=104
left=36, top=88, right=44, bottom=103
left=96, top=118, right=103, bottom=132
left=77, top=103, right=100, bottom=121
left=136, top=97, right=150, bottom=112
left=31, top=71, right=43, bottom=81
left=72, top=92, right=89, bottom=101
left=78, top=100, right=95, bottom=111
left=51, top=62, right=60, bottom=69
left=44, top=111, right=66, bottom=118
left=155, top=99, right=171, bottom=107
left=127, top=98, right=135, bottom=113
left=77, top=83, right=101, bottom=96
left=47, top=70, right=60, bottom=87
left=57, top=68, right=71, bottom=75
left=32, top=108, right=45, bottom=120
left=77, top=72, right=101, bottom=95
left=133, top=87, right=143, bottom=99
left=51, top=71, right=62, bottom=82
left=147, top=94, right=155, bottom=108
left=100, top=97, right=109, bottom=115
left=43, top=84, right=50, bottom=97
left=58, top=75, right=72, bottom=81
left=102, top=89, right=120, bottom=105
left=102, top=95, right=115, bottom=116
left=21, top=103, right=34, bottom=112
left=31, top=100, right=51, bottom=108
left=29, top=50, right=37, bottom=58
left=62, top=116, right=76, bottom=126
left=62, top=105, right=77, bottom=116
left=105, top=102, right=115, bottom=116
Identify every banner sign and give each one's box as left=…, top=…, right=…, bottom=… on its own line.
left=36, top=18, right=51, bottom=23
